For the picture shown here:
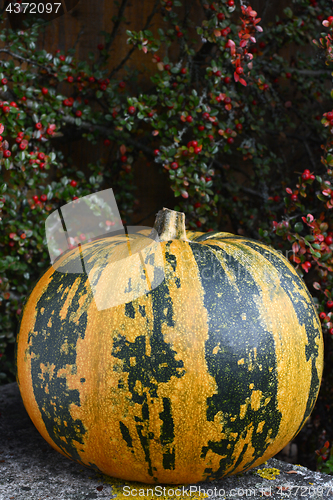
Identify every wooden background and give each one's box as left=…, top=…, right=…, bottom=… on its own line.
left=2, top=0, right=295, bottom=227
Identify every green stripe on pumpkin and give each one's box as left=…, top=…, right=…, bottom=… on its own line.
left=189, top=242, right=281, bottom=479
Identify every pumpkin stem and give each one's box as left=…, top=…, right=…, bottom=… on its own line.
left=153, top=208, right=188, bottom=242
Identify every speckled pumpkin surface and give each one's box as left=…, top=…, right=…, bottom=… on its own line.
left=16, top=209, right=323, bottom=484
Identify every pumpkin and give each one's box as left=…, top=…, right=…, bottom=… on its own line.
left=16, top=207, right=323, bottom=484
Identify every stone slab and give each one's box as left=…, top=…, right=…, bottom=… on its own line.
left=1, top=382, right=333, bottom=500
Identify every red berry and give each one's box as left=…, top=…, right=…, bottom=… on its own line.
left=19, top=143, right=26, bottom=150
left=196, top=220, right=202, bottom=228
left=236, top=123, right=243, bottom=131
left=214, top=70, right=222, bottom=77
left=120, top=155, right=127, bottom=163
left=41, top=87, right=48, bottom=95
left=259, top=41, right=266, bottom=49
left=286, top=72, right=292, bottom=79
left=154, top=149, right=160, bottom=155
left=227, top=137, right=234, bottom=144
left=327, top=111, right=333, bottom=120
left=67, top=76, right=74, bottom=83
left=186, top=115, right=193, bottom=123
left=221, top=28, right=229, bottom=37
left=88, top=76, right=95, bottom=83
left=273, top=195, right=280, bottom=202
left=40, top=194, right=47, bottom=202
left=176, top=32, right=183, bottom=37
left=327, top=300, right=333, bottom=308
left=224, top=76, right=231, bottom=84
left=1, top=78, right=7, bottom=85
left=3, top=106, right=10, bottom=113
left=319, top=312, right=327, bottom=320
left=38, top=152, right=45, bottom=160
left=98, top=44, right=104, bottom=50
left=166, top=0, right=173, bottom=6
left=35, top=122, right=42, bottom=130
left=302, top=171, right=310, bottom=181
left=235, top=66, right=243, bottom=75
left=128, top=106, right=136, bottom=115
left=194, top=202, right=201, bottom=208
left=75, top=110, right=82, bottom=117
left=210, top=3, right=216, bottom=10
left=202, top=112, right=210, bottom=120
left=181, top=68, right=187, bottom=75
left=291, top=194, right=298, bottom=202
left=309, top=174, right=315, bottom=180
left=164, top=64, right=171, bottom=71
left=171, top=162, right=179, bottom=170
left=328, top=16, right=333, bottom=24
left=227, top=0, right=234, bottom=6
left=252, top=100, right=257, bottom=105
left=20, top=233, right=26, bottom=239
left=59, top=55, right=66, bottom=61
left=217, top=13, right=225, bottom=21
left=104, top=139, right=111, bottom=146
left=191, top=140, right=198, bottom=147
left=224, top=97, right=231, bottom=104
left=32, top=195, right=39, bottom=202
left=198, top=125, right=205, bottom=131
left=325, top=235, right=333, bottom=245
left=147, top=112, right=154, bottom=118
left=3, top=150, right=11, bottom=158
left=70, top=180, right=77, bottom=187
left=263, top=83, right=269, bottom=91
left=205, top=176, right=212, bottom=182
left=100, top=84, right=107, bottom=91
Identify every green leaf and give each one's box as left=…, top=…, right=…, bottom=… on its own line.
left=294, top=222, right=303, bottom=233
left=305, top=235, right=315, bottom=241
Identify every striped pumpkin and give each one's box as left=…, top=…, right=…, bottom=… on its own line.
left=16, top=208, right=323, bottom=484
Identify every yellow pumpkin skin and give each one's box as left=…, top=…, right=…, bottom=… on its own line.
left=16, top=213, right=323, bottom=484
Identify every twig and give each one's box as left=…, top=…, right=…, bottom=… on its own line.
left=105, top=0, right=130, bottom=52
left=302, top=138, right=318, bottom=171
left=108, top=46, right=137, bottom=80
left=108, top=0, right=160, bottom=79
left=0, top=48, right=53, bottom=74
left=73, top=25, right=86, bottom=51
